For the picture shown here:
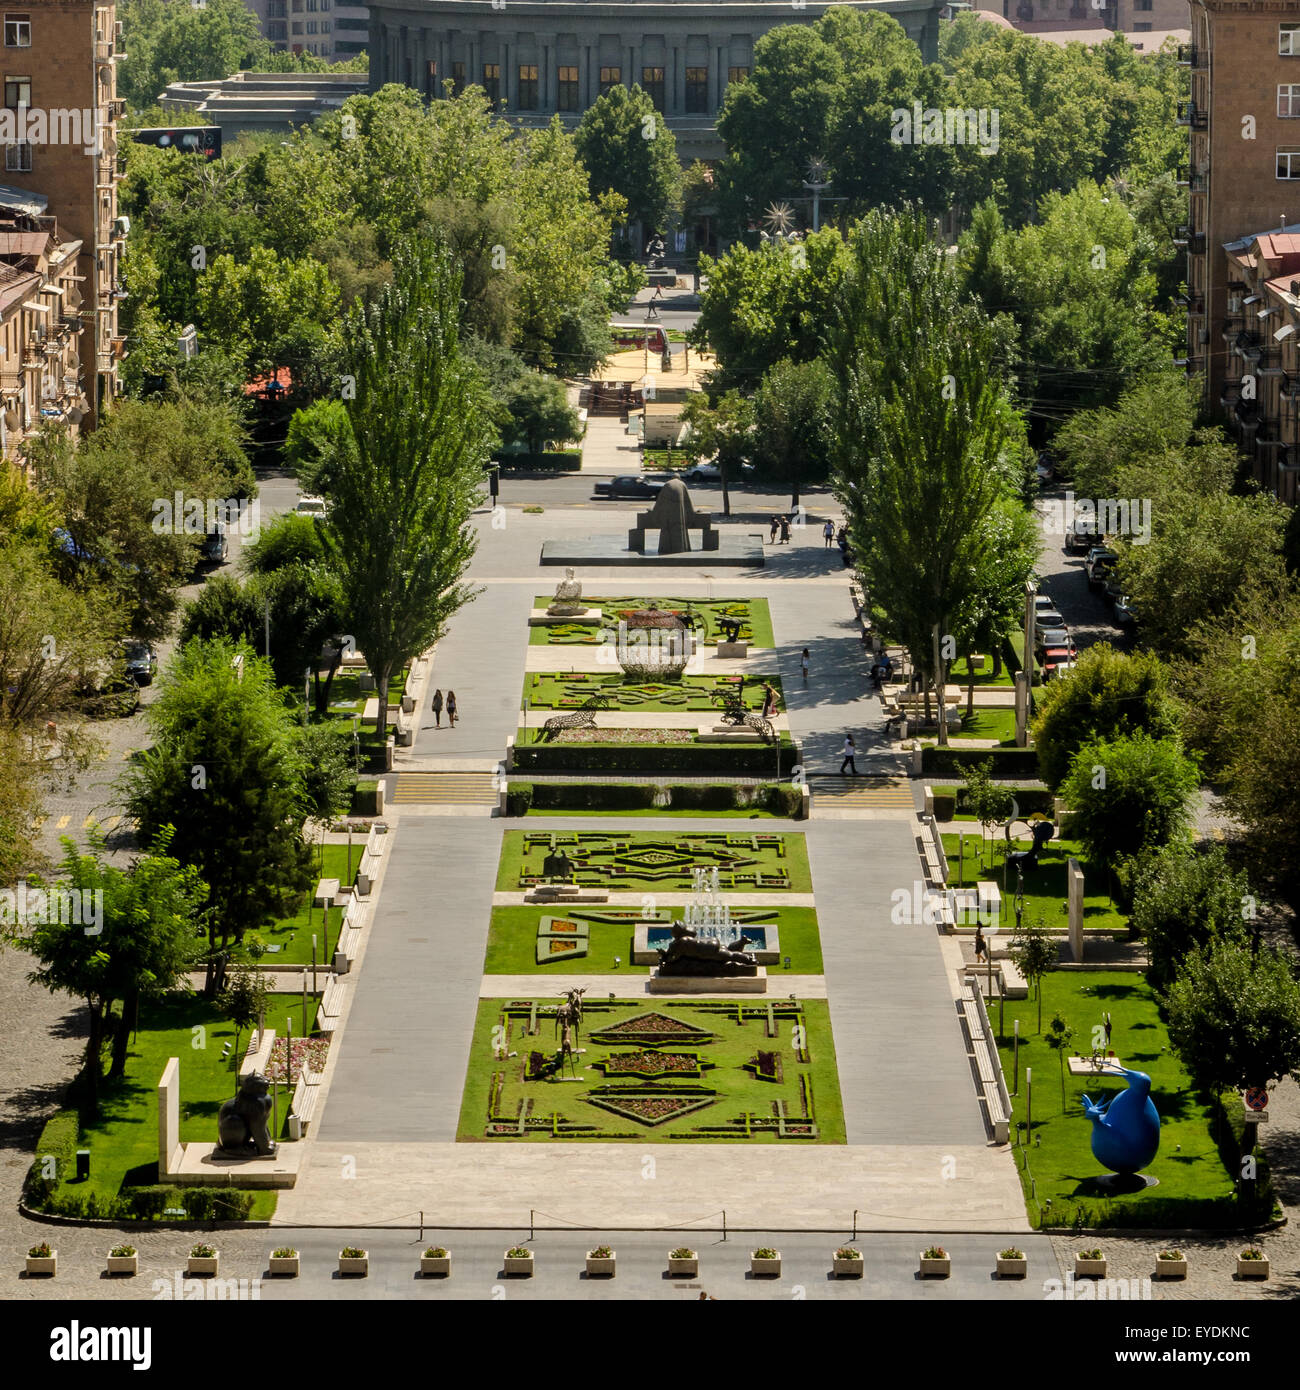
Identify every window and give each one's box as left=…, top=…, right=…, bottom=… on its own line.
left=599, top=66, right=620, bottom=95
left=425, top=59, right=436, bottom=97
left=483, top=63, right=500, bottom=105
left=517, top=63, right=538, bottom=109
left=307, top=0, right=317, bottom=10
left=292, top=21, right=302, bottom=35
left=558, top=65, right=578, bottom=111
left=728, top=66, right=749, bottom=85
left=322, top=0, right=330, bottom=9
left=268, top=20, right=286, bottom=39
left=1283, top=23, right=1300, bottom=55
left=1133, top=21, right=1151, bottom=28
left=4, top=74, right=29, bottom=107
left=4, top=14, right=30, bottom=47
left=1281, top=85, right=1300, bottom=117
left=267, top=0, right=285, bottom=14
left=1278, top=147, right=1300, bottom=179
left=306, top=20, right=317, bottom=34
left=5, top=140, right=30, bottom=171
left=292, top=0, right=303, bottom=10
left=685, top=66, right=707, bottom=113
left=1134, top=0, right=1151, bottom=9
left=642, top=66, right=664, bottom=111
left=452, top=60, right=465, bottom=91
left=321, top=20, right=329, bottom=32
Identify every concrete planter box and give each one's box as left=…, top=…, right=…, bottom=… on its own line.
left=996, top=1256, right=1028, bottom=1279
left=25, top=1252, right=56, bottom=1276
left=420, top=1254, right=451, bottom=1277
left=268, top=1255, right=300, bottom=1277
left=750, top=1252, right=782, bottom=1278
left=585, top=1251, right=616, bottom=1277
left=186, top=1254, right=219, bottom=1277
left=1155, top=1255, right=1188, bottom=1280
left=919, top=1254, right=951, bottom=1278
left=668, top=1253, right=698, bottom=1277
left=106, top=1254, right=138, bottom=1277
left=1074, top=1255, right=1108, bottom=1279
left=504, top=1252, right=534, bottom=1277
left=1236, top=1256, right=1269, bottom=1280
left=338, top=1251, right=369, bottom=1277
left=832, top=1255, right=864, bottom=1278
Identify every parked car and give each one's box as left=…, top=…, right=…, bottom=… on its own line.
left=593, top=476, right=663, bottom=499
left=1035, top=626, right=1073, bottom=652
left=681, top=462, right=753, bottom=485
left=122, top=640, right=157, bottom=686
left=294, top=495, right=328, bottom=519
left=1033, top=606, right=1065, bottom=630
left=1086, top=548, right=1119, bottom=587
left=1112, top=594, right=1136, bottom=628
left=199, top=526, right=228, bottom=566
left=1103, top=575, right=1124, bottom=605
left=1043, top=655, right=1078, bottom=680
left=1064, top=519, right=1102, bottom=553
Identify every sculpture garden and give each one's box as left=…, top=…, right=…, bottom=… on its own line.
left=529, top=596, right=775, bottom=648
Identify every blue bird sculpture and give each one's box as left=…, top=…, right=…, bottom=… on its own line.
left=1081, top=1067, right=1160, bottom=1175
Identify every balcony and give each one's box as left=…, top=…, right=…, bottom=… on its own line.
left=1234, top=332, right=1264, bottom=362
left=1177, top=44, right=1206, bottom=68
left=1176, top=293, right=1205, bottom=314
left=1176, top=101, right=1208, bottom=130
left=1174, top=228, right=1206, bottom=255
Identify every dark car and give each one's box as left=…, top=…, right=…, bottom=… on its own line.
left=123, top=640, right=157, bottom=686
left=1086, top=548, right=1119, bottom=587
left=1064, top=520, right=1102, bottom=554
left=593, top=476, right=663, bottom=500
left=199, top=526, right=229, bottom=566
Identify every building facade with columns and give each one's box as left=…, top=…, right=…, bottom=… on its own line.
left=366, top=0, right=950, bottom=161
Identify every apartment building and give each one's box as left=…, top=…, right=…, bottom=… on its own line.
left=248, top=0, right=369, bottom=59
left=0, top=0, right=125, bottom=430
left=973, top=0, right=1188, bottom=35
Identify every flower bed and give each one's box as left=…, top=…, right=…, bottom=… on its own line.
left=266, top=1035, right=329, bottom=1083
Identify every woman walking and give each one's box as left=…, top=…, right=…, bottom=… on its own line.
left=769, top=515, right=780, bottom=544
left=779, top=515, right=791, bottom=544
left=800, top=647, right=810, bottom=684
left=430, top=688, right=444, bottom=727
left=446, top=690, right=458, bottom=727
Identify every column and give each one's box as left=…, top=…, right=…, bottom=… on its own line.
left=709, top=35, right=727, bottom=111
left=503, top=33, right=516, bottom=109
left=469, top=31, right=480, bottom=88
left=669, top=42, right=682, bottom=114
left=579, top=43, right=590, bottom=108
left=538, top=31, right=557, bottom=111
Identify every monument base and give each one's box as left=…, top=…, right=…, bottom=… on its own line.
left=164, top=1141, right=302, bottom=1188
left=648, top=967, right=768, bottom=994
left=716, top=641, right=749, bottom=658
left=528, top=607, right=603, bottom=626
left=540, top=535, right=766, bottom=568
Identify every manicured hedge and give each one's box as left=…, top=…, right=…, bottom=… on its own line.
left=351, top=779, right=381, bottom=815
left=39, top=1184, right=256, bottom=1222
left=495, top=451, right=583, bottom=471
left=513, top=741, right=801, bottom=775
left=933, top=784, right=1055, bottom=822
left=24, top=1109, right=79, bottom=1205
left=921, top=746, right=1041, bottom=779
left=505, top=781, right=803, bottom=817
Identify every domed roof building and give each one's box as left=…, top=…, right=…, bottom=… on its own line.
left=367, top=0, right=949, bottom=162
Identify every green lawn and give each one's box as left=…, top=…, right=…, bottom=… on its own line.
left=529, top=597, right=775, bottom=649
left=45, top=992, right=321, bottom=1219
left=949, top=655, right=1014, bottom=688
left=995, top=972, right=1248, bottom=1229
left=316, top=666, right=410, bottom=722
left=523, top=805, right=786, bottom=818
left=941, top=833, right=1125, bottom=933
left=255, top=842, right=356, bottom=966
left=949, top=708, right=1017, bottom=743
left=458, top=996, right=844, bottom=1143
left=483, top=905, right=823, bottom=974
left=496, top=829, right=813, bottom=892
left=523, top=671, right=784, bottom=712
left=643, top=448, right=691, bottom=469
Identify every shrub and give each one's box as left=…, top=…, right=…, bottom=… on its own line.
left=670, top=1247, right=696, bottom=1260
left=999, top=1247, right=1024, bottom=1260
left=339, top=1246, right=367, bottom=1259
left=920, top=746, right=1040, bottom=778
left=28, top=1242, right=53, bottom=1258
left=181, top=1187, right=255, bottom=1221
left=506, top=1246, right=532, bottom=1259
left=1078, top=1248, right=1103, bottom=1261
left=752, top=1247, right=779, bottom=1260
left=1240, top=1248, right=1264, bottom=1260
left=514, top=740, right=800, bottom=775
left=424, top=1246, right=447, bottom=1259
left=922, top=1246, right=947, bottom=1260
left=273, top=1247, right=298, bottom=1259
left=1158, top=1249, right=1183, bottom=1260
left=495, top=451, right=582, bottom=471
left=109, top=1245, right=136, bottom=1258
left=588, top=1244, right=613, bottom=1259
left=505, top=782, right=534, bottom=816
left=24, top=1109, right=79, bottom=1205
left=351, top=779, right=381, bottom=815
left=190, top=1243, right=217, bottom=1259
left=762, top=783, right=803, bottom=817
left=835, top=1246, right=862, bottom=1260
left=932, top=790, right=956, bottom=822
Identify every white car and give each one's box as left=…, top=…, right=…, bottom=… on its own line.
left=294, top=495, right=328, bottom=519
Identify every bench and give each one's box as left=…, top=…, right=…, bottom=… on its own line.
left=314, top=877, right=340, bottom=908
left=333, top=926, right=361, bottom=973
left=961, top=985, right=1011, bottom=1142
left=316, top=978, right=346, bottom=1035
left=288, top=1066, right=322, bottom=1140
left=997, top=954, right=1028, bottom=999
left=923, top=893, right=955, bottom=930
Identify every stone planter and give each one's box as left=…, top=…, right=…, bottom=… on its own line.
left=268, top=1255, right=300, bottom=1277
left=186, top=1254, right=219, bottom=1277
left=996, top=1255, right=1028, bottom=1279
left=1074, top=1255, right=1108, bottom=1280
left=750, top=1251, right=782, bottom=1278
left=338, top=1251, right=369, bottom=1277
left=504, top=1251, right=534, bottom=1277
left=832, top=1255, right=864, bottom=1278
left=585, top=1250, right=616, bottom=1278
left=667, top=1253, right=698, bottom=1278
left=919, top=1254, right=951, bottom=1278
left=106, top=1254, right=138, bottom=1277
left=25, top=1251, right=56, bottom=1277
left=1155, top=1255, right=1188, bottom=1280
left=420, top=1254, right=451, bottom=1277
left=1236, top=1256, right=1269, bottom=1280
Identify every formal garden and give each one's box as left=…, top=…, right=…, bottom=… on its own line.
left=459, top=997, right=843, bottom=1143
left=523, top=671, right=785, bottom=713
left=994, top=972, right=1276, bottom=1230
left=529, top=596, right=775, bottom=648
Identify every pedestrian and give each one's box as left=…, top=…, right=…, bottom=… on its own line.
left=1103, top=1011, right=1112, bottom=1050
left=779, top=515, right=791, bottom=543
left=430, top=688, right=443, bottom=727
left=823, top=519, right=834, bottom=549
left=762, top=682, right=778, bottom=718
left=769, top=515, right=779, bottom=544
left=974, top=926, right=987, bottom=963
left=446, top=690, right=458, bottom=727
left=800, top=647, right=810, bottom=684
left=839, top=734, right=858, bottom=776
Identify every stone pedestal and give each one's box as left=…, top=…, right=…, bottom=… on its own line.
left=1067, top=859, right=1084, bottom=961
left=647, top=967, right=768, bottom=994
left=716, top=641, right=749, bottom=658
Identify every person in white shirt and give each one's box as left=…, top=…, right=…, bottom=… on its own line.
left=840, top=735, right=857, bottom=775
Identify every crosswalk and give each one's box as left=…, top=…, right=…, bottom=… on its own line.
left=808, top=775, right=914, bottom=810
left=388, top=772, right=499, bottom=805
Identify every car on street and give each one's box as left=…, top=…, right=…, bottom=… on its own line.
left=1033, top=606, right=1065, bottom=630
left=123, top=640, right=157, bottom=686
left=592, top=476, right=663, bottom=499
left=1086, top=547, right=1119, bottom=587
left=294, top=495, right=329, bottom=519
left=1035, top=626, right=1074, bottom=652
left=681, top=462, right=753, bottom=485
left=199, top=526, right=228, bottom=566
left=1112, top=594, right=1136, bottom=628
left=1064, top=519, right=1102, bottom=553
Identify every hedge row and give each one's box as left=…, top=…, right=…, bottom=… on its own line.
left=931, top=785, right=1055, bottom=823
left=507, top=781, right=803, bottom=817
left=23, top=1109, right=79, bottom=1205
left=495, top=451, right=583, bottom=471
left=920, top=746, right=1041, bottom=779
left=513, top=741, right=801, bottom=775
left=39, top=1184, right=256, bottom=1222
left=351, top=779, right=381, bottom=815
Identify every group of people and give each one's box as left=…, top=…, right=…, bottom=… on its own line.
left=768, top=515, right=792, bottom=544
left=429, top=688, right=458, bottom=727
